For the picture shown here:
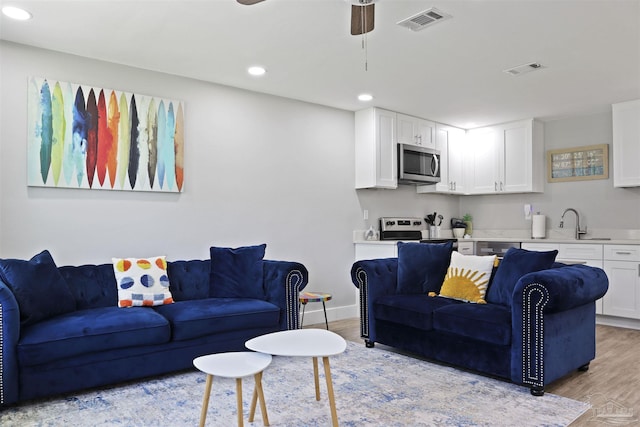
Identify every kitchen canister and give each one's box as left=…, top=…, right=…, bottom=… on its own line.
left=532, top=214, right=546, bottom=239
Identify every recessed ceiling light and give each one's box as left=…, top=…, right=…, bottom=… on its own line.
left=358, top=93, right=373, bottom=102
left=2, top=6, right=32, bottom=21
left=248, top=66, right=266, bottom=76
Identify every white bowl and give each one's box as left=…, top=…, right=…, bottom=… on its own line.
left=452, top=228, right=465, bottom=238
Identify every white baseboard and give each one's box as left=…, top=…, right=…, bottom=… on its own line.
left=299, top=303, right=358, bottom=328
left=597, top=314, right=640, bottom=330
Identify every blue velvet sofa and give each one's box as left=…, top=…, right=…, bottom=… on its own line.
left=351, top=242, right=608, bottom=396
left=0, top=246, right=308, bottom=407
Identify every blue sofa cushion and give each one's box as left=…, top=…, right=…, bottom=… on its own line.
left=210, top=244, right=266, bottom=299
left=433, top=303, right=512, bottom=346
left=59, top=263, right=119, bottom=309
left=397, top=242, right=453, bottom=294
left=374, top=294, right=462, bottom=331
left=17, top=306, right=170, bottom=366
left=486, top=248, right=558, bottom=307
left=153, top=298, right=280, bottom=341
left=0, top=250, right=76, bottom=326
left=166, top=260, right=210, bottom=301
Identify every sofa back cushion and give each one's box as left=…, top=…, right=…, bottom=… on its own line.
left=59, top=264, right=119, bottom=309
left=485, top=247, right=558, bottom=307
left=397, top=241, right=453, bottom=294
left=0, top=250, right=76, bottom=326
left=209, top=244, right=266, bottom=299
left=166, top=260, right=211, bottom=301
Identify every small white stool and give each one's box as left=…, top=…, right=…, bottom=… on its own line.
left=193, top=351, right=272, bottom=427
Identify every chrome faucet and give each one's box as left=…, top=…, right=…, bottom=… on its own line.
left=559, top=208, right=587, bottom=240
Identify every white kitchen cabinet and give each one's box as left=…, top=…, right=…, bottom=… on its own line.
left=466, top=119, right=544, bottom=194
left=457, top=240, right=474, bottom=255
left=416, top=123, right=467, bottom=194
left=397, top=113, right=435, bottom=149
left=612, top=99, right=640, bottom=187
left=522, top=242, right=604, bottom=313
left=603, top=245, right=640, bottom=319
left=355, top=243, right=397, bottom=260
left=355, top=108, right=397, bottom=189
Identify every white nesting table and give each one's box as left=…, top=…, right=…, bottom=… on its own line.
left=193, top=351, right=272, bottom=427
left=245, top=328, right=347, bottom=427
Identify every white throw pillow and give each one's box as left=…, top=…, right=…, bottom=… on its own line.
left=433, top=251, right=497, bottom=304
left=112, top=256, right=174, bottom=307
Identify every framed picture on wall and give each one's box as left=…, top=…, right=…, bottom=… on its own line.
left=547, top=144, right=608, bottom=182
left=27, top=76, right=185, bottom=192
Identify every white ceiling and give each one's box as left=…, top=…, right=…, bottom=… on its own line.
left=1, top=0, right=639, bottom=128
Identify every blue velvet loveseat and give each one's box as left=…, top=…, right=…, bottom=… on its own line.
left=351, top=242, right=608, bottom=396
left=0, top=245, right=308, bottom=407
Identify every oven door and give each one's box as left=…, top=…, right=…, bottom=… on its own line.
left=398, top=144, right=441, bottom=184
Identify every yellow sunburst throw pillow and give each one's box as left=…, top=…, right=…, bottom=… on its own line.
left=432, top=251, right=497, bottom=304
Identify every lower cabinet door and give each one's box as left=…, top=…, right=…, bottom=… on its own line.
left=603, top=260, right=640, bottom=319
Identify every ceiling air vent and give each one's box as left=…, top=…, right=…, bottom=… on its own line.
left=397, top=7, right=452, bottom=32
left=504, top=62, right=545, bottom=76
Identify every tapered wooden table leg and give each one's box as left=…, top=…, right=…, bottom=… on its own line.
left=199, top=375, right=213, bottom=427
left=323, top=356, right=339, bottom=427
left=313, top=356, right=321, bottom=400
left=249, top=371, right=270, bottom=426
left=236, top=378, right=244, bottom=427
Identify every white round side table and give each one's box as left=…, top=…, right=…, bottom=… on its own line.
left=193, top=351, right=272, bottom=427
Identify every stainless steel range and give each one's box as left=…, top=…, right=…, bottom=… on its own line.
left=379, top=217, right=425, bottom=240
left=379, top=216, right=458, bottom=248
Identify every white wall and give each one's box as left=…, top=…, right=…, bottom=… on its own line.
left=460, top=111, right=640, bottom=235
left=4, top=42, right=638, bottom=326
left=0, top=41, right=463, bottom=324
left=0, top=42, right=361, bottom=321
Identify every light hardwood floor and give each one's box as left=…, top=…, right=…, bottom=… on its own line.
left=310, top=318, right=640, bottom=427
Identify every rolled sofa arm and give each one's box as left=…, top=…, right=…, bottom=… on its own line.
left=510, top=264, right=608, bottom=393
left=514, top=264, right=609, bottom=313
left=263, top=260, right=308, bottom=330
left=350, top=258, right=398, bottom=343
left=0, top=281, right=20, bottom=407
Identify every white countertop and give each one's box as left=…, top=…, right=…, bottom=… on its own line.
left=353, top=229, right=640, bottom=245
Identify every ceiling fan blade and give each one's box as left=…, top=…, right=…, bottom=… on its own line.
left=351, top=4, right=375, bottom=35
left=237, top=0, right=266, bottom=5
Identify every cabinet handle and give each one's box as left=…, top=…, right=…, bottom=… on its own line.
left=616, top=251, right=632, bottom=255
left=494, top=182, right=498, bottom=191
left=500, top=181, right=504, bottom=191
left=453, top=182, right=456, bottom=190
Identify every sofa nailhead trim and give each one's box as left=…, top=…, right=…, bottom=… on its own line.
left=522, top=283, right=549, bottom=388
left=286, top=269, right=305, bottom=330
left=354, top=267, right=369, bottom=339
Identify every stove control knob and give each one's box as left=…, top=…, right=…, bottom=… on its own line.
left=413, top=221, right=422, bottom=226
left=385, top=221, right=395, bottom=226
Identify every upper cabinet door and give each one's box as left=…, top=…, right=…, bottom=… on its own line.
left=355, top=108, right=397, bottom=189
left=467, top=119, right=543, bottom=194
left=467, top=126, right=501, bottom=193
left=613, top=99, right=640, bottom=187
left=397, top=113, right=435, bottom=149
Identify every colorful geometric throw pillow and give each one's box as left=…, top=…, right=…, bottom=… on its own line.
left=112, top=256, right=174, bottom=307
left=430, top=251, right=497, bottom=304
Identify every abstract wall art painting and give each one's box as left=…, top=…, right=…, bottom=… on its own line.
left=27, top=77, right=184, bottom=192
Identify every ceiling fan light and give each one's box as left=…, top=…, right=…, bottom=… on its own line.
left=358, top=93, right=373, bottom=102
left=247, top=66, right=266, bottom=76
left=2, top=6, right=32, bottom=20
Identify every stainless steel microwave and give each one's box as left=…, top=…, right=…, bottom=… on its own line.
left=397, top=143, right=441, bottom=184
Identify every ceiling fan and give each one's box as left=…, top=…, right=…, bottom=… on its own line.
left=237, top=0, right=377, bottom=35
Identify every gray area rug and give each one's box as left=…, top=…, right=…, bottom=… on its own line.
left=1, top=341, right=589, bottom=426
